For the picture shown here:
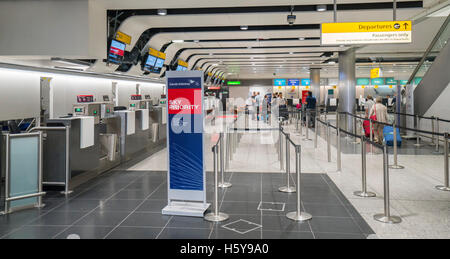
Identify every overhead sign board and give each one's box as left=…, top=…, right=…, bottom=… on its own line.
left=274, top=79, right=287, bottom=86
left=370, top=68, right=382, bottom=78
left=163, top=71, right=209, bottom=217
left=301, top=79, right=311, bottom=86
left=227, top=81, right=241, bottom=86
left=357, top=78, right=370, bottom=85
left=287, top=79, right=300, bottom=86
left=115, top=31, right=132, bottom=45
left=321, top=21, right=412, bottom=45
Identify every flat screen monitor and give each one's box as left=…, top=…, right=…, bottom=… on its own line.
left=144, top=55, right=157, bottom=72
left=176, top=65, right=185, bottom=71
left=108, top=39, right=126, bottom=64
left=152, top=58, right=165, bottom=73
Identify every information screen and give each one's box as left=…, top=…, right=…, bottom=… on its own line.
left=144, top=55, right=157, bottom=72
left=108, top=39, right=126, bottom=64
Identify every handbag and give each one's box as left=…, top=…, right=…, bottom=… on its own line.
left=370, top=104, right=377, bottom=121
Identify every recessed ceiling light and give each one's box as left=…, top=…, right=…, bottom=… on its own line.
left=240, top=25, right=249, bottom=30
left=316, top=5, right=327, bottom=12
left=209, top=53, right=214, bottom=56
left=299, top=37, right=305, bottom=41
left=289, top=52, right=294, bottom=55
left=248, top=46, right=252, bottom=49
left=328, top=61, right=336, bottom=64
left=172, top=40, right=184, bottom=43
left=193, top=40, right=200, bottom=43
left=157, top=9, right=167, bottom=16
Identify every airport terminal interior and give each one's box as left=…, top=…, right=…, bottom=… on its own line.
left=0, top=0, right=449, bottom=240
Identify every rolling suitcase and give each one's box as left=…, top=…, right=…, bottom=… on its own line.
left=383, top=126, right=402, bottom=147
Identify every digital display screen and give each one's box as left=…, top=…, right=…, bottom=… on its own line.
left=75, top=108, right=83, bottom=112
left=108, top=39, right=126, bottom=64
left=77, top=95, right=94, bottom=103
left=93, top=110, right=97, bottom=115
left=154, top=58, right=165, bottom=68
left=144, top=55, right=157, bottom=72
left=288, top=79, right=300, bottom=86
left=274, top=79, right=287, bottom=86
left=130, top=103, right=136, bottom=107
left=301, top=79, right=311, bottom=86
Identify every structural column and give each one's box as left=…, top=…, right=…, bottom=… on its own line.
left=338, top=48, right=356, bottom=131
left=310, top=68, right=321, bottom=105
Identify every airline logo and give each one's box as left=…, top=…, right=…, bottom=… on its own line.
left=110, top=40, right=125, bottom=56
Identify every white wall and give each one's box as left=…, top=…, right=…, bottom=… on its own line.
left=424, top=82, right=450, bottom=134
left=0, top=67, right=165, bottom=121
left=0, top=0, right=106, bottom=59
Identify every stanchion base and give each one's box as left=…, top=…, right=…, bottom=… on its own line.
left=35, top=203, right=46, bottom=209
left=204, top=212, right=229, bottom=222
left=354, top=191, right=376, bottom=198
left=432, top=151, right=443, bottom=155
left=413, top=144, right=423, bottom=147
left=435, top=185, right=450, bottom=192
left=61, top=190, right=73, bottom=195
left=302, top=138, right=312, bottom=141
left=278, top=186, right=296, bottom=193
left=389, top=165, right=405, bottom=169
left=286, top=211, right=312, bottom=221
left=219, top=182, right=232, bottom=188
left=373, top=214, right=402, bottom=224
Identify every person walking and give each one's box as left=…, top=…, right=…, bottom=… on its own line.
left=262, top=94, right=269, bottom=123
left=305, top=91, right=317, bottom=127
left=369, top=96, right=389, bottom=144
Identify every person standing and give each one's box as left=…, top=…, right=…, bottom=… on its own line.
left=305, top=91, right=317, bottom=127
left=364, top=95, right=375, bottom=118
left=262, top=95, right=269, bottom=123
left=369, top=96, right=389, bottom=144
left=255, top=92, right=262, bottom=121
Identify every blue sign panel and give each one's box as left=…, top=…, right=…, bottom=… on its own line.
left=288, top=79, right=300, bottom=86
left=274, top=79, right=287, bottom=86
left=301, top=79, right=311, bottom=86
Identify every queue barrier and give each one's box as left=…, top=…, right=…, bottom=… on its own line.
left=316, top=116, right=402, bottom=224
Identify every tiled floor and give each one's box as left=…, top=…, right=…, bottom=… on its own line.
left=0, top=169, right=374, bottom=239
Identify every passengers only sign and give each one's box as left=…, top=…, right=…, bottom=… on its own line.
left=321, top=21, right=412, bottom=45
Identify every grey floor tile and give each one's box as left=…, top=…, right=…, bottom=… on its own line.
left=52, top=199, right=101, bottom=212
left=261, top=215, right=311, bottom=232
left=29, top=211, right=87, bottom=226
left=314, top=232, right=367, bottom=239
left=158, top=228, right=211, bottom=239
left=74, top=210, right=129, bottom=227
left=167, top=216, right=215, bottom=229
left=106, top=226, right=162, bottom=239
left=262, top=230, right=314, bottom=239
left=3, top=226, right=66, bottom=239
left=302, top=203, right=351, bottom=218
left=110, top=190, right=153, bottom=200
left=136, top=199, right=167, bottom=212
left=219, top=201, right=261, bottom=215
left=99, top=199, right=144, bottom=211
left=0, top=209, right=44, bottom=226
left=211, top=228, right=261, bottom=239
left=310, top=217, right=363, bottom=235
left=54, top=226, right=114, bottom=239
left=120, top=212, right=171, bottom=228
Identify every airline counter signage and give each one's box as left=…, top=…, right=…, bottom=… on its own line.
left=163, top=71, right=208, bottom=217
left=301, top=79, right=311, bottom=86
left=287, top=79, right=300, bottom=86
left=274, top=79, right=287, bottom=86
left=115, top=31, right=132, bottom=45
left=370, top=68, right=382, bottom=78
left=321, top=21, right=412, bottom=45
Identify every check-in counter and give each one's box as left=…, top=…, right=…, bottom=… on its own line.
left=43, top=116, right=100, bottom=188
left=115, top=109, right=152, bottom=162
left=149, top=106, right=167, bottom=143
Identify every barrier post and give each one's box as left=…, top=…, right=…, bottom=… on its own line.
left=205, top=145, right=229, bottom=222
left=354, top=136, right=376, bottom=197
left=436, top=133, right=450, bottom=192
left=373, top=144, right=402, bottom=224
left=62, top=126, right=73, bottom=195
left=433, top=117, right=443, bottom=154
left=414, top=115, right=423, bottom=147
left=370, top=119, right=374, bottom=153
left=389, top=123, right=404, bottom=169
left=431, top=116, right=436, bottom=145
left=327, top=122, right=331, bottom=162
left=286, top=145, right=312, bottom=221
left=299, top=110, right=303, bottom=136
left=304, top=111, right=311, bottom=141
left=279, top=125, right=284, bottom=171
left=336, top=127, right=342, bottom=173
left=225, top=131, right=231, bottom=170
left=279, top=133, right=296, bottom=193
left=219, top=133, right=232, bottom=188
left=314, top=116, right=318, bottom=149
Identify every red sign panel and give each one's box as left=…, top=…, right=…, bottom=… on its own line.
left=168, top=88, right=202, bottom=115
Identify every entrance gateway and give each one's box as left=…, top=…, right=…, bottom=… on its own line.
left=162, top=70, right=210, bottom=217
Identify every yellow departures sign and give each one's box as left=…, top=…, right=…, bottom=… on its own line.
left=115, top=31, right=132, bottom=45
left=321, top=21, right=412, bottom=45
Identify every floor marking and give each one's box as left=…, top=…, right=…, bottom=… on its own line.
left=221, top=219, right=262, bottom=235
left=257, top=201, right=286, bottom=212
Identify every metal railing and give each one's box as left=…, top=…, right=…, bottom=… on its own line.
left=316, top=114, right=402, bottom=224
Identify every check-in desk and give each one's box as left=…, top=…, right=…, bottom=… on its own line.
left=149, top=106, right=167, bottom=144
left=115, top=109, right=151, bottom=162
left=43, top=116, right=100, bottom=189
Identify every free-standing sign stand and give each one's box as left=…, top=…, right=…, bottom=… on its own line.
left=162, top=71, right=210, bottom=217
